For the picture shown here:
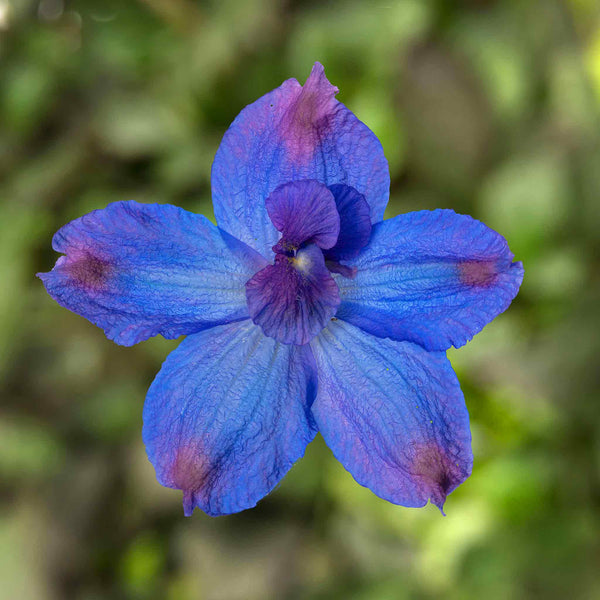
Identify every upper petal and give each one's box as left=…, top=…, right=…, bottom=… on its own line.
left=311, top=320, right=472, bottom=512
left=336, top=209, right=524, bottom=351
left=211, top=62, right=390, bottom=257
left=38, top=201, right=267, bottom=346
left=142, top=320, right=318, bottom=517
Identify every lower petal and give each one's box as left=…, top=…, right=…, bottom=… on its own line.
left=246, top=244, right=340, bottom=345
left=311, top=320, right=472, bottom=512
left=142, top=320, right=318, bottom=517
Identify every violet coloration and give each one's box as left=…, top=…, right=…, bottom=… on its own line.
left=39, top=63, right=524, bottom=517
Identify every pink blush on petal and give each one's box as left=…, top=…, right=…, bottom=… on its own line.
left=62, top=250, right=112, bottom=291
left=458, top=259, right=499, bottom=287
left=169, top=443, right=212, bottom=517
left=409, top=442, right=467, bottom=514
left=280, top=63, right=338, bottom=164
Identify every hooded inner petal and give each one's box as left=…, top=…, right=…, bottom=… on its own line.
left=266, top=180, right=340, bottom=251
left=324, top=183, right=373, bottom=264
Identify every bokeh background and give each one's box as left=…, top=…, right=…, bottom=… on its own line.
left=1, top=0, right=600, bottom=598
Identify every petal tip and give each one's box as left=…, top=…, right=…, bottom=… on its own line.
left=307, top=62, right=339, bottom=96
left=164, top=443, right=212, bottom=516
left=47, top=249, right=113, bottom=292
left=182, top=489, right=196, bottom=517
left=512, top=260, right=525, bottom=280
left=432, top=498, right=447, bottom=516
left=280, top=63, right=340, bottom=164
left=411, top=442, right=469, bottom=512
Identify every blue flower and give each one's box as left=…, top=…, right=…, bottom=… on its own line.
left=39, top=63, right=523, bottom=516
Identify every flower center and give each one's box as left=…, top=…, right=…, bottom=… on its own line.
left=245, top=179, right=373, bottom=345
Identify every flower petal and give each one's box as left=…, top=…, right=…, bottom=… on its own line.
left=336, top=209, right=524, bottom=351
left=142, top=320, right=318, bottom=516
left=311, top=320, right=472, bottom=512
left=267, top=180, right=339, bottom=251
left=38, top=201, right=267, bottom=346
left=246, top=245, right=340, bottom=345
left=324, top=184, right=372, bottom=262
left=211, top=62, right=390, bottom=256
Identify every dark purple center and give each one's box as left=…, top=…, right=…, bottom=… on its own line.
left=245, top=180, right=372, bottom=345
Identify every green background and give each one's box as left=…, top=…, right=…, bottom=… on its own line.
left=1, top=0, right=599, bottom=598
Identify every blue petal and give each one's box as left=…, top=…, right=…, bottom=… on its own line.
left=211, top=62, right=390, bottom=257
left=336, top=209, right=524, bottom=351
left=246, top=245, right=340, bottom=345
left=142, top=320, right=318, bottom=516
left=38, top=201, right=267, bottom=346
left=267, top=180, right=340, bottom=251
left=311, top=320, right=472, bottom=512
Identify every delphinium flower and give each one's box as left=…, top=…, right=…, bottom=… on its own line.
left=39, top=63, right=523, bottom=517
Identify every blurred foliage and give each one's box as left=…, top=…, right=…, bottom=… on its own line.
left=1, top=0, right=600, bottom=599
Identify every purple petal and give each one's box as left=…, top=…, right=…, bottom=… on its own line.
left=246, top=244, right=340, bottom=345
left=336, top=209, right=524, bottom=351
left=38, top=201, right=267, bottom=346
left=143, top=320, right=318, bottom=516
left=324, top=184, right=372, bottom=262
left=311, top=320, right=472, bottom=512
left=266, top=180, right=340, bottom=251
left=211, top=62, right=390, bottom=257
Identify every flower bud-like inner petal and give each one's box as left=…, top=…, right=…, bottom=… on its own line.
left=266, top=180, right=340, bottom=251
